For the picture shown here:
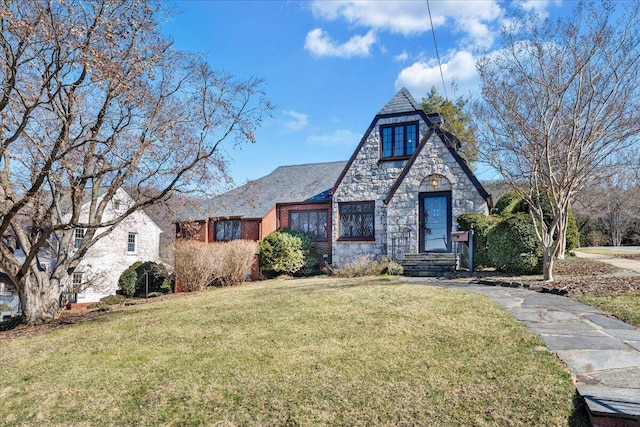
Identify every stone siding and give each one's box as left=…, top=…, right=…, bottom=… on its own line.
left=332, top=114, right=488, bottom=267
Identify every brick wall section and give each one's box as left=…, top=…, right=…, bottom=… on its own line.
left=277, top=202, right=333, bottom=263
left=176, top=220, right=207, bottom=242
left=241, top=219, right=261, bottom=241
left=261, top=207, right=277, bottom=238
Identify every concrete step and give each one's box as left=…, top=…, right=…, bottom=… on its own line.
left=401, top=252, right=457, bottom=277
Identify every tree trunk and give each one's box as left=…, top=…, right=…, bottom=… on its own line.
left=556, top=213, right=568, bottom=259
left=543, top=247, right=554, bottom=282
left=19, top=273, right=63, bottom=325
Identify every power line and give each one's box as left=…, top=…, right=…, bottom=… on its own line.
left=426, top=0, right=448, bottom=99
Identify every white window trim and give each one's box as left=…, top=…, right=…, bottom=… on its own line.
left=127, top=232, right=137, bottom=253
left=74, top=228, right=85, bottom=249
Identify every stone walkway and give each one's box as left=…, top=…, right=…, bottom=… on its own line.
left=471, top=285, right=640, bottom=426
left=403, top=274, right=640, bottom=426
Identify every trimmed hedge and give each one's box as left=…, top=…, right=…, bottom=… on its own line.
left=258, top=230, right=305, bottom=277
left=282, top=229, right=320, bottom=276
left=487, top=214, right=543, bottom=274
left=457, top=213, right=501, bottom=269
left=492, top=190, right=525, bottom=216
left=118, top=261, right=171, bottom=297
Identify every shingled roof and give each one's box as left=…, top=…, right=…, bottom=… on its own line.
left=377, top=87, right=422, bottom=115
left=179, top=161, right=347, bottom=221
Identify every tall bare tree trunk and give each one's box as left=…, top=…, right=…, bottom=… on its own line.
left=543, top=247, right=554, bottom=281
left=556, top=213, right=568, bottom=259
left=19, top=273, right=62, bottom=324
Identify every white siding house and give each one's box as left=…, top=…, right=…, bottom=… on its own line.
left=71, top=188, right=163, bottom=303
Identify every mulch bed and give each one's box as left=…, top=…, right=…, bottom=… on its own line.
left=471, top=257, right=640, bottom=296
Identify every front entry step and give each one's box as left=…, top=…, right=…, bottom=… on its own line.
left=402, top=253, right=457, bottom=277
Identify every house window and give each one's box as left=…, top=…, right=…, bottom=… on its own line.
left=127, top=232, right=137, bottom=253
left=215, top=219, right=241, bottom=241
left=381, top=122, right=418, bottom=159
left=72, top=272, right=83, bottom=291
left=339, top=202, right=375, bottom=240
left=289, top=210, right=328, bottom=241
left=113, top=199, right=121, bottom=210
left=74, top=228, right=85, bottom=249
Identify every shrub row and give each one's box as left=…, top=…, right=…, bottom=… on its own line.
left=174, top=239, right=258, bottom=291
left=458, top=212, right=543, bottom=274
left=458, top=190, right=579, bottom=275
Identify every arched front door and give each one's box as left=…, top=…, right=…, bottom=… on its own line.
left=419, top=191, right=452, bottom=252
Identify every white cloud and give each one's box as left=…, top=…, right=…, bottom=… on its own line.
left=516, top=0, right=562, bottom=18
left=307, top=129, right=360, bottom=146
left=395, top=50, right=478, bottom=98
left=394, top=50, right=409, bottom=62
left=310, top=0, right=504, bottom=49
left=282, top=110, right=309, bottom=132
left=305, top=28, right=377, bottom=58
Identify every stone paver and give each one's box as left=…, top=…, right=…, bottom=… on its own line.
left=404, top=277, right=640, bottom=424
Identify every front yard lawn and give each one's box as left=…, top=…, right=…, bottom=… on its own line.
left=576, top=291, right=640, bottom=328
left=0, top=277, right=584, bottom=426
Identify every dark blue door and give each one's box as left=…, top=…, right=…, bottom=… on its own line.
left=420, top=192, right=452, bottom=252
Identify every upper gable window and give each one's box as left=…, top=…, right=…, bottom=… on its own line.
left=380, top=122, right=418, bottom=159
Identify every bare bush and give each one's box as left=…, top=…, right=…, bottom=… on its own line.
left=174, top=240, right=258, bottom=291
left=330, top=254, right=390, bottom=278
left=214, top=240, right=258, bottom=287
left=174, top=241, right=217, bottom=292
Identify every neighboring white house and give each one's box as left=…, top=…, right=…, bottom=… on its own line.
left=70, top=188, right=163, bottom=303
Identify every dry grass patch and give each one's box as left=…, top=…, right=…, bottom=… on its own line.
left=1, top=277, right=583, bottom=426
left=576, top=291, right=640, bottom=328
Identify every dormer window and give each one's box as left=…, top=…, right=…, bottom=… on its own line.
left=381, top=122, right=418, bottom=159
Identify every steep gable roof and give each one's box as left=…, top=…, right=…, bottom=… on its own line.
left=331, top=87, right=430, bottom=195
left=179, top=161, right=347, bottom=221
left=331, top=87, right=491, bottom=206
left=383, top=125, right=491, bottom=205
left=377, top=87, right=422, bottom=115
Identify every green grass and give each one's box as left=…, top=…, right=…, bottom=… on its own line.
left=1, top=277, right=583, bottom=426
left=576, top=291, right=640, bottom=328
left=574, top=247, right=638, bottom=256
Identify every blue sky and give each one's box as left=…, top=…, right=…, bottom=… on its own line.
left=163, top=0, right=565, bottom=187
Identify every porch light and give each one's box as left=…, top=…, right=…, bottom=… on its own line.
left=430, top=176, right=440, bottom=189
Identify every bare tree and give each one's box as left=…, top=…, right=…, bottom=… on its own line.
left=474, top=1, right=640, bottom=281
left=574, top=150, right=640, bottom=246
left=0, top=0, right=271, bottom=324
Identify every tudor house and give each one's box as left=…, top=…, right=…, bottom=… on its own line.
left=176, top=88, right=491, bottom=274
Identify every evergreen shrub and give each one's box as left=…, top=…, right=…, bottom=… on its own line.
left=457, top=213, right=501, bottom=268
left=258, top=230, right=305, bottom=277
left=487, top=214, right=543, bottom=274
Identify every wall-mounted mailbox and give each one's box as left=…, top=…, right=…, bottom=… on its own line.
left=450, top=231, right=469, bottom=242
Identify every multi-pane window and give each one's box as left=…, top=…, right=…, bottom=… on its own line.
left=289, top=210, right=328, bottom=241
left=215, top=219, right=241, bottom=241
left=381, top=122, right=418, bottom=159
left=339, top=202, right=375, bottom=240
left=127, top=232, right=137, bottom=253
left=72, top=272, right=83, bottom=291
left=113, top=199, right=121, bottom=210
left=74, top=228, right=85, bottom=248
